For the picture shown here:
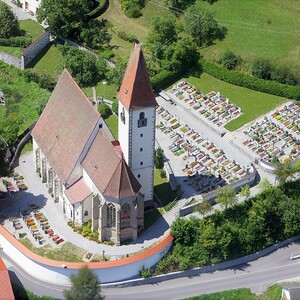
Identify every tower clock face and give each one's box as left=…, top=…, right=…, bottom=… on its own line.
left=138, top=118, right=147, bottom=128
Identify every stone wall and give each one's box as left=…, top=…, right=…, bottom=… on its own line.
left=22, top=31, right=51, bottom=68
left=179, top=164, right=257, bottom=216
left=0, top=52, right=22, bottom=69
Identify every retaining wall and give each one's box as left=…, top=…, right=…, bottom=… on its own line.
left=22, top=31, right=51, bottom=68
left=0, top=52, right=22, bottom=69
left=0, top=225, right=173, bottom=284
left=179, top=164, right=257, bottom=216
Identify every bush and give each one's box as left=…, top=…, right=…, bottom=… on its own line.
left=151, top=69, right=183, bottom=91
left=117, top=31, right=139, bottom=43
left=98, top=103, right=112, bottom=119
left=139, top=266, right=152, bottom=278
left=0, top=36, right=32, bottom=48
left=252, top=58, right=273, bottom=80
left=23, top=70, right=55, bottom=91
left=200, top=58, right=300, bottom=100
left=111, top=99, right=118, bottom=115
left=160, top=169, right=166, bottom=178
left=218, top=50, right=242, bottom=70
left=119, top=0, right=144, bottom=18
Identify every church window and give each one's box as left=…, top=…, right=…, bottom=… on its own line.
left=84, top=210, right=88, bottom=216
left=140, top=133, right=143, bottom=138
left=107, top=203, right=116, bottom=228
left=137, top=174, right=141, bottom=178
left=138, top=111, right=147, bottom=128
left=121, top=204, right=130, bottom=229
left=140, top=161, right=143, bottom=166
left=140, top=147, right=143, bottom=152
left=120, top=107, right=125, bottom=124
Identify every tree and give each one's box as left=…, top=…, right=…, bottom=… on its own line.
left=59, top=44, right=100, bottom=87
left=274, top=161, right=296, bottom=185
left=240, top=184, right=250, bottom=200
left=98, top=103, right=112, bottom=119
left=195, top=201, right=212, bottom=217
left=154, top=148, right=164, bottom=169
left=120, top=0, right=144, bottom=18
left=160, top=37, right=199, bottom=72
left=36, top=0, right=90, bottom=37
left=183, top=5, right=225, bottom=46
left=252, top=58, right=273, bottom=80
left=216, top=186, right=237, bottom=210
left=165, top=0, right=194, bottom=10
left=146, top=15, right=178, bottom=59
left=218, top=50, right=242, bottom=70
left=64, top=266, right=104, bottom=300
left=0, top=2, right=20, bottom=38
left=258, top=178, right=272, bottom=192
left=80, top=19, right=111, bottom=50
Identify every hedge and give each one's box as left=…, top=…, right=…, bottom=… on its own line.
left=200, top=59, right=300, bottom=100
left=87, top=0, right=108, bottom=19
left=0, top=36, right=32, bottom=48
left=151, top=69, right=184, bottom=91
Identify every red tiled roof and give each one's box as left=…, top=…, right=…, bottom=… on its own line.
left=0, top=258, right=15, bottom=300
left=82, top=131, right=141, bottom=199
left=65, top=177, right=92, bottom=204
left=32, top=69, right=100, bottom=184
left=117, top=44, right=157, bottom=111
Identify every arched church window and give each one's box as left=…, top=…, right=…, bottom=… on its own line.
left=84, top=210, right=88, bottom=216
left=120, top=107, right=125, bottom=124
left=121, top=204, right=130, bottom=229
left=138, top=111, right=147, bottom=128
left=107, top=203, right=116, bottom=228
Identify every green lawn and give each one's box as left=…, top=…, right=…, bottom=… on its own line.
left=186, top=73, right=287, bottom=131
left=31, top=42, right=63, bottom=78
left=0, top=20, right=43, bottom=57
left=20, top=19, right=43, bottom=40
left=104, top=114, right=118, bottom=139
left=186, top=284, right=282, bottom=300
left=195, top=0, right=300, bottom=72
left=83, top=82, right=119, bottom=102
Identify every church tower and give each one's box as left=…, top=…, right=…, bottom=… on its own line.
left=117, top=44, right=157, bottom=207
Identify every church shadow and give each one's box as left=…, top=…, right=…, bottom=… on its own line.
left=0, top=190, right=48, bottom=221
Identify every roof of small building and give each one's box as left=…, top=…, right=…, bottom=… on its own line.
left=32, top=69, right=99, bottom=184
left=117, top=43, right=157, bottom=111
left=0, top=258, right=15, bottom=300
left=82, top=131, right=141, bottom=199
left=65, top=177, right=92, bottom=204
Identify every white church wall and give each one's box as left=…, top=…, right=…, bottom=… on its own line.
left=20, top=0, right=40, bottom=15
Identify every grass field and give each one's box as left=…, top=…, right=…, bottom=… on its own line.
left=185, top=72, right=287, bottom=131
left=197, top=0, right=300, bottom=73
left=187, top=285, right=281, bottom=300
left=20, top=19, right=43, bottom=40
left=20, top=239, right=86, bottom=262
left=31, top=42, right=63, bottom=78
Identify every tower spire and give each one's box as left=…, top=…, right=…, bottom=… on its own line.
left=117, top=44, right=157, bottom=110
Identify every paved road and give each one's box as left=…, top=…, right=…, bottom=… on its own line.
left=3, top=239, right=300, bottom=299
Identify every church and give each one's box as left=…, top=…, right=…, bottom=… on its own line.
left=31, top=44, right=157, bottom=245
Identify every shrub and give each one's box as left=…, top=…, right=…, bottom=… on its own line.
left=139, top=266, right=152, bottom=278
left=23, top=70, right=55, bottom=91
left=252, top=58, right=273, bottom=80
left=160, top=169, right=166, bottom=178
left=218, top=50, right=242, bottom=70
left=0, top=36, right=32, bottom=48
left=98, top=103, right=112, bottom=119
left=120, top=0, right=144, bottom=18
left=151, top=69, right=183, bottom=91
left=111, top=99, right=118, bottom=115
left=117, top=31, right=139, bottom=43
left=200, top=58, right=300, bottom=100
